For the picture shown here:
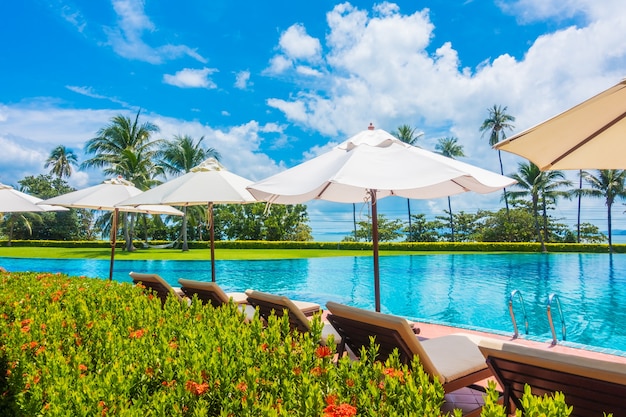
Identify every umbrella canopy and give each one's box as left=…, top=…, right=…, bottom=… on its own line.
left=118, top=158, right=257, bottom=282
left=494, top=79, right=626, bottom=171
left=0, top=183, right=68, bottom=213
left=40, top=177, right=183, bottom=280
left=248, top=126, right=515, bottom=312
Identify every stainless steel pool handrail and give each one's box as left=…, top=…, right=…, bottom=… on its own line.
left=547, top=293, right=566, bottom=345
left=508, top=290, right=529, bottom=339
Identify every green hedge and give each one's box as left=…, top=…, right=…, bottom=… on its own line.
left=2, top=239, right=624, bottom=253
left=0, top=272, right=591, bottom=416
left=0, top=272, right=451, bottom=416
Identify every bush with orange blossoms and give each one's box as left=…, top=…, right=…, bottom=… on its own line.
left=0, top=271, right=574, bottom=416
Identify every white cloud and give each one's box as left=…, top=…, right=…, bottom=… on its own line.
left=279, top=24, right=321, bottom=60
left=234, top=70, right=252, bottom=89
left=104, top=0, right=207, bottom=64
left=163, top=68, right=218, bottom=89
left=265, top=23, right=323, bottom=76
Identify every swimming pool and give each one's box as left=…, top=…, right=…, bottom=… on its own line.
left=1, top=253, right=625, bottom=353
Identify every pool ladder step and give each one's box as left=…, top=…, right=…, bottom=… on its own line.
left=508, top=290, right=566, bottom=345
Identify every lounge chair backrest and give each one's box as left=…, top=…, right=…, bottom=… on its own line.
left=325, top=301, right=439, bottom=378
left=479, top=339, right=626, bottom=417
left=129, top=271, right=182, bottom=304
left=245, top=290, right=312, bottom=333
left=178, top=279, right=229, bottom=307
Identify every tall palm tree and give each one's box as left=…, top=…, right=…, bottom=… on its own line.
left=576, top=170, right=583, bottom=243
left=435, top=137, right=465, bottom=242
left=393, top=124, right=423, bottom=241
left=580, top=170, right=626, bottom=252
left=45, top=145, right=78, bottom=179
left=508, top=162, right=570, bottom=252
left=480, top=105, right=516, bottom=213
left=81, top=110, right=161, bottom=251
left=159, top=135, right=220, bottom=251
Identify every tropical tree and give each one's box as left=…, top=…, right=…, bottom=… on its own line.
left=507, top=162, right=570, bottom=252
left=393, top=124, right=423, bottom=241
left=158, top=135, right=220, bottom=251
left=355, top=214, right=404, bottom=242
left=480, top=105, right=516, bottom=213
left=44, top=145, right=78, bottom=179
left=580, top=170, right=626, bottom=252
left=435, top=137, right=465, bottom=242
left=82, top=110, right=161, bottom=251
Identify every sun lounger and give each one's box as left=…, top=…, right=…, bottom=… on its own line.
left=178, top=278, right=255, bottom=320
left=129, top=271, right=185, bottom=305
left=479, top=339, right=626, bottom=416
left=325, top=301, right=492, bottom=394
left=245, top=290, right=341, bottom=345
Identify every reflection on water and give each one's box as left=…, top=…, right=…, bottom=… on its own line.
left=2, top=253, right=626, bottom=352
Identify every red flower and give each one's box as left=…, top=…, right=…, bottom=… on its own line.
left=315, top=345, right=333, bottom=359
left=323, top=403, right=357, bottom=417
left=129, top=328, right=146, bottom=339
left=236, top=381, right=247, bottom=392
left=78, top=364, right=88, bottom=372
left=185, top=380, right=209, bottom=396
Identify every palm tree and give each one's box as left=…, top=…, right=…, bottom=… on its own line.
left=580, top=170, right=626, bottom=252
left=435, top=137, right=465, bottom=242
left=480, top=105, right=516, bottom=213
left=82, top=110, right=161, bottom=251
left=158, top=135, right=219, bottom=251
left=45, top=145, right=78, bottom=179
left=393, top=124, right=423, bottom=241
left=508, top=162, right=570, bottom=252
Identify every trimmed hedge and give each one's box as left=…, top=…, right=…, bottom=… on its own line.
left=1, top=239, right=624, bottom=253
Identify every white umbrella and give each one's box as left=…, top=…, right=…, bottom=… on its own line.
left=118, top=158, right=256, bottom=282
left=494, top=79, right=626, bottom=171
left=248, top=126, right=515, bottom=312
left=0, top=183, right=69, bottom=213
left=40, top=177, right=183, bottom=280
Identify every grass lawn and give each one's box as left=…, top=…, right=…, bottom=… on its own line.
left=0, top=246, right=419, bottom=261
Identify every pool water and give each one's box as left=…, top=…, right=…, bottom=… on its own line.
left=1, top=253, right=625, bottom=353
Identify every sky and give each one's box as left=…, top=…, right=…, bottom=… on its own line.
left=1, top=0, right=626, bottom=241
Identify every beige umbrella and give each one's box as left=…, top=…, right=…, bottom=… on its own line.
left=40, top=177, right=183, bottom=280
left=494, top=79, right=626, bottom=171
left=248, top=126, right=515, bottom=312
left=0, top=183, right=69, bottom=213
left=117, top=158, right=257, bottom=282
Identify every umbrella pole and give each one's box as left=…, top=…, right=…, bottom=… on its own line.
left=370, top=190, right=381, bottom=312
left=209, top=202, right=216, bottom=282
left=109, top=208, right=118, bottom=281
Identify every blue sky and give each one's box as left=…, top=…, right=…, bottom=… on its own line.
left=1, top=0, right=625, bottom=240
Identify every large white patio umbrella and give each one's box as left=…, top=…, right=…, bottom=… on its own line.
left=0, top=183, right=69, bottom=213
left=248, top=125, right=515, bottom=312
left=40, top=177, right=183, bottom=280
left=495, top=79, right=626, bottom=171
left=118, top=158, right=256, bottom=282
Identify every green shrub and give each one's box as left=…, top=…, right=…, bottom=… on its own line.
left=0, top=271, right=452, bottom=416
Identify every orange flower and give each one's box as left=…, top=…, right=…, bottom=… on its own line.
left=145, top=367, right=154, bottom=377
left=323, top=400, right=357, bottom=417
left=78, top=364, right=88, bottom=372
left=383, top=367, right=405, bottom=381
left=236, top=381, right=247, bottom=392
left=35, top=346, right=45, bottom=356
left=345, top=379, right=355, bottom=387
left=310, top=366, right=326, bottom=377
left=315, top=345, right=333, bottom=359
left=185, top=380, right=209, bottom=396
left=129, top=328, right=146, bottom=339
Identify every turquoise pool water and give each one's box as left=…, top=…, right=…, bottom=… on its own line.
left=1, top=253, right=625, bottom=353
